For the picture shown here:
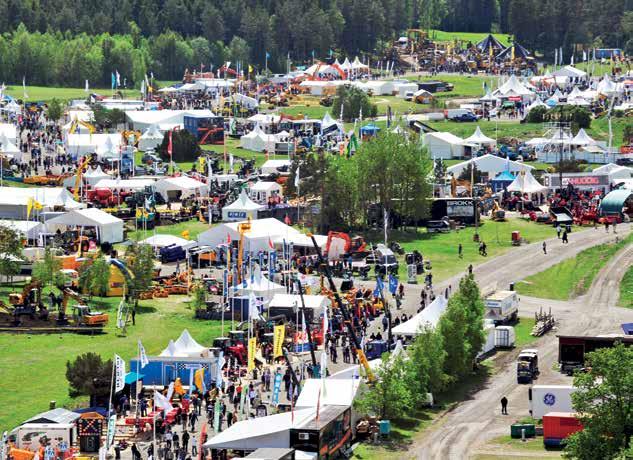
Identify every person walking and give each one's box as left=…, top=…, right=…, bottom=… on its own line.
left=562, top=230, right=569, bottom=244
left=500, top=396, right=509, bottom=415
left=181, top=431, right=190, bottom=453
left=542, top=242, right=547, bottom=254
left=458, top=243, right=463, bottom=258
left=382, top=315, right=388, bottom=332
left=131, top=444, right=141, bottom=460
left=191, top=435, right=197, bottom=456
left=556, top=224, right=561, bottom=239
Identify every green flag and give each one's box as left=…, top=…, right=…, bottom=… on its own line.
left=346, top=133, right=358, bottom=156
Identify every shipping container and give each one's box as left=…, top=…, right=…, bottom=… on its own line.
left=484, top=291, right=518, bottom=324
left=494, top=326, right=516, bottom=348
left=543, top=412, right=583, bottom=447
left=10, top=423, right=75, bottom=451
left=129, top=356, right=219, bottom=387
left=529, top=385, right=575, bottom=419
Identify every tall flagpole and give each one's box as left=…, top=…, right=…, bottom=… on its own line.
left=106, top=357, right=116, bottom=451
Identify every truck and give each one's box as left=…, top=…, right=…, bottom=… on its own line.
left=10, top=423, right=75, bottom=451
left=529, top=385, right=575, bottom=419
left=372, top=244, right=399, bottom=276
left=484, top=291, right=519, bottom=325
left=517, top=349, right=539, bottom=384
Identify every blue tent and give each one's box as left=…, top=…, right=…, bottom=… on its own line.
left=360, top=124, right=380, bottom=137
left=491, top=170, right=515, bottom=192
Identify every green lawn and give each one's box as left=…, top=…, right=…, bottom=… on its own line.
left=513, top=317, right=537, bottom=347
left=406, top=73, right=491, bottom=99
left=127, top=219, right=212, bottom=242
left=428, top=30, right=512, bottom=47
left=4, top=86, right=140, bottom=103
left=515, top=233, right=633, bottom=300
left=476, top=435, right=563, bottom=459
left=0, top=283, right=224, bottom=431
left=365, top=218, right=557, bottom=283
left=619, top=266, right=633, bottom=309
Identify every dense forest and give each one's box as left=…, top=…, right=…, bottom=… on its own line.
left=0, top=0, right=630, bottom=87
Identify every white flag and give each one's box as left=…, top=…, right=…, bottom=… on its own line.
left=301, top=310, right=306, bottom=333
left=140, top=79, right=146, bottom=96
left=115, top=70, right=121, bottom=87
left=294, top=166, right=300, bottom=188
left=114, top=354, right=125, bottom=392
left=22, top=76, right=28, bottom=99
left=249, top=292, right=262, bottom=320
left=322, top=305, right=328, bottom=336
left=153, top=390, right=174, bottom=412
left=85, top=80, right=89, bottom=93
left=165, top=381, right=175, bottom=401
left=138, top=340, right=149, bottom=368
left=583, top=50, right=587, bottom=62
left=570, top=54, right=574, bottom=66
left=320, top=350, right=328, bottom=381
left=229, top=153, right=234, bottom=172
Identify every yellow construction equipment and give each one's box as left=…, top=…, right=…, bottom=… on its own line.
left=73, top=156, right=92, bottom=200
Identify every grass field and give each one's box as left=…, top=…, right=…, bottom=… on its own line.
left=514, top=317, right=537, bottom=347
left=475, top=435, right=563, bottom=459
left=363, top=218, right=557, bottom=283
left=619, top=266, right=633, bottom=309
left=428, top=30, right=512, bottom=47
left=515, top=233, right=633, bottom=300
left=4, top=86, right=140, bottom=103
left=0, top=283, right=224, bottom=431
left=127, top=219, right=211, bottom=242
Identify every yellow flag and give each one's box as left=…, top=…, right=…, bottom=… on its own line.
left=273, top=324, right=285, bottom=358
left=26, top=197, right=34, bottom=219
left=248, top=64, right=253, bottom=74
left=174, top=377, right=185, bottom=395
left=247, top=337, right=257, bottom=371
left=33, top=200, right=42, bottom=210
left=511, top=45, right=515, bottom=61
left=181, top=230, right=190, bottom=240
left=194, top=368, right=205, bottom=392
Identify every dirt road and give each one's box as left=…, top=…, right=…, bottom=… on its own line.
left=411, top=225, right=633, bottom=459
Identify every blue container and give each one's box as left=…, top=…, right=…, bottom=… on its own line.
left=379, top=420, right=391, bottom=435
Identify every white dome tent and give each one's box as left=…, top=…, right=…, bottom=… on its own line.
left=83, top=166, right=110, bottom=187
left=138, top=124, right=164, bottom=151
left=221, top=189, right=265, bottom=221
left=464, top=126, right=496, bottom=148
left=571, top=128, right=597, bottom=147
left=506, top=169, right=548, bottom=195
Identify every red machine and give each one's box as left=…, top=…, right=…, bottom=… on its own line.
left=325, top=232, right=369, bottom=260
left=86, top=188, right=119, bottom=207
left=543, top=412, right=583, bottom=447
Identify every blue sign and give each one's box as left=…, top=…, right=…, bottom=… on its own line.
left=272, top=372, right=282, bottom=405
left=544, top=393, right=556, bottom=406
left=228, top=211, right=247, bottom=219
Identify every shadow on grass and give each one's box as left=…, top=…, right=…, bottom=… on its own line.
left=436, top=362, right=494, bottom=411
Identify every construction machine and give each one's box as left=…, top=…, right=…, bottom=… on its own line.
left=57, top=288, right=109, bottom=328
left=7, top=280, right=46, bottom=320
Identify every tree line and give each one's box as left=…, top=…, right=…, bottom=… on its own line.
left=0, top=1, right=630, bottom=87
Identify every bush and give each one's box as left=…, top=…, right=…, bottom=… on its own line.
left=526, top=106, right=547, bottom=123
left=158, top=129, right=201, bottom=163
left=545, top=105, right=592, bottom=129
left=331, top=85, right=378, bottom=122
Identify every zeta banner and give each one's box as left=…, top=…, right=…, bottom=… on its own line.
left=114, top=354, right=125, bottom=393
left=273, top=325, right=285, bottom=358
left=213, top=399, right=221, bottom=432
left=107, top=414, right=116, bottom=448
left=247, top=336, right=257, bottom=371
left=272, top=372, right=283, bottom=405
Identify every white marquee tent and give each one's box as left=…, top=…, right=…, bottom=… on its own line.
left=551, top=65, right=587, bottom=80
left=233, top=275, right=286, bottom=302
left=240, top=126, right=280, bottom=152
left=506, top=170, right=548, bottom=194
left=0, top=123, right=17, bottom=143
left=492, top=75, right=534, bottom=100
left=464, top=126, right=496, bottom=147
left=571, top=128, right=597, bottom=146
left=154, top=176, right=207, bottom=201
left=250, top=181, right=283, bottom=203
left=295, top=378, right=360, bottom=409
left=261, top=159, right=292, bottom=175
left=422, top=132, right=466, bottom=159
left=83, top=166, right=110, bottom=187
left=447, top=154, right=534, bottom=177
left=0, top=187, right=84, bottom=219
left=94, top=178, right=155, bottom=192
left=198, top=218, right=301, bottom=252
left=66, top=133, right=122, bottom=158
left=140, top=234, right=196, bottom=249
left=221, top=189, right=265, bottom=222
left=0, top=220, right=45, bottom=240
left=138, top=124, right=164, bottom=151
left=203, top=408, right=316, bottom=450
left=47, top=207, right=124, bottom=243
left=392, top=296, right=448, bottom=335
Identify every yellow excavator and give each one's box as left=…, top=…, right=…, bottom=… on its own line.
left=57, top=288, right=109, bottom=328
left=73, top=155, right=92, bottom=200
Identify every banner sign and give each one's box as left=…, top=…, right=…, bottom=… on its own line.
left=273, top=325, right=285, bottom=358
left=247, top=337, right=257, bottom=371
left=272, top=372, right=282, bottom=405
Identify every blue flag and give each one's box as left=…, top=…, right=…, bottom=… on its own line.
left=389, top=274, right=398, bottom=295
left=374, top=276, right=384, bottom=297
left=223, top=269, right=228, bottom=296
left=311, top=50, right=315, bottom=58
left=266, top=52, right=271, bottom=59
left=111, top=72, right=116, bottom=90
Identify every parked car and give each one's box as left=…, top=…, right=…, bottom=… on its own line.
left=451, top=112, right=480, bottom=122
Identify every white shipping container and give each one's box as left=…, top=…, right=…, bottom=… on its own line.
left=495, top=326, right=516, bottom=348
left=529, top=385, right=575, bottom=419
